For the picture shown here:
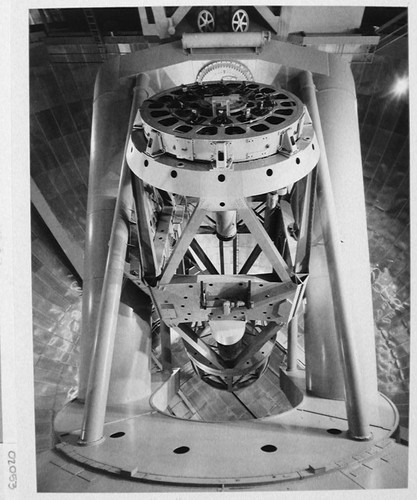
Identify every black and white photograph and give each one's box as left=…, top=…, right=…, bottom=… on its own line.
left=1, top=1, right=414, bottom=498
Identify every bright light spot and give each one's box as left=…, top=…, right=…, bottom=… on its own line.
left=392, top=76, right=409, bottom=96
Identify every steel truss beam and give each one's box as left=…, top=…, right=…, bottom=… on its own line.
left=160, top=206, right=207, bottom=284
left=238, top=200, right=292, bottom=282
left=294, top=169, right=317, bottom=273
left=190, top=239, right=219, bottom=275
left=131, top=174, right=158, bottom=279
left=239, top=244, right=262, bottom=274
left=173, top=323, right=226, bottom=370
left=234, top=323, right=281, bottom=369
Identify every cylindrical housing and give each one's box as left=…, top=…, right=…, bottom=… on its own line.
left=304, top=243, right=345, bottom=398
left=79, top=59, right=132, bottom=400
left=209, top=320, right=246, bottom=345
left=217, top=341, right=243, bottom=361
left=300, top=59, right=379, bottom=438
left=182, top=32, right=270, bottom=50
left=286, top=317, right=299, bottom=372
left=216, top=211, right=237, bottom=241
left=79, top=73, right=153, bottom=444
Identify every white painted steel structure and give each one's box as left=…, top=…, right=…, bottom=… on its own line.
left=52, top=31, right=404, bottom=489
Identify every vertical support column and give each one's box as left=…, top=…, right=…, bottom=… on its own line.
left=79, top=59, right=132, bottom=400
left=300, top=67, right=377, bottom=440
left=160, top=321, right=173, bottom=373
left=219, top=240, right=225, bottom=274
left=79, top=73, right=151, bottom=445
left=286, top=317, right=298, bottom=371
left=107, top=282, right=152, bottom=405
left=232, top=236, right=238, bottom=274
left=215, top=211, right=237, bottom=241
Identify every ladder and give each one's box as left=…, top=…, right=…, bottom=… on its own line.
left=83, top=8, right=107, bottom=61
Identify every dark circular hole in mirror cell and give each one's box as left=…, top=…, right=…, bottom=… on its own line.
left=197, top=126, right=218, bottom=135
left=251, top=123, right=270, bottom=132
left=150, top=110, right=170, bottom=118
left=159, top=117, right=179, bottom=127
left=266, top=115, right=285, bottom=125
left=275, top=108, right=293, bottom=116
left=225, top=126, right=245, bottom=135
left=175, top=125, right=193, bottom=133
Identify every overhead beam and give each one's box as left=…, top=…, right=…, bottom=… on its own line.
left=254, top=6, right=280, bottom=34
left=171, top=6, right=192, bottom=26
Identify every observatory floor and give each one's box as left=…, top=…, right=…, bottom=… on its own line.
left=162, top=331, right=294, bottom=421
left=47, top=369, right=404, bottom=489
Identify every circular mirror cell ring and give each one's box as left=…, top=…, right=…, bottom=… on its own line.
left=139, top=81, right=306, bottom=164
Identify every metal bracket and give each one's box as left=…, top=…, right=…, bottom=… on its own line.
left=145, top=129, right=165, bottom=157
left=212, top=142, right=234, bottom=171
left=132, top=109, right=143, bottom=129
left=199, top=280, right=252, bottom=314
left=281, top=128, right=299, bottom=156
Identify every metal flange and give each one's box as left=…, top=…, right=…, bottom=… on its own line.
left=138, top=81, right=308, bottom=163
left=127, top=81, right=319, bottom=210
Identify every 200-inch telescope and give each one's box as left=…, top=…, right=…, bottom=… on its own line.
left=53, top=34, right=400, bottom=487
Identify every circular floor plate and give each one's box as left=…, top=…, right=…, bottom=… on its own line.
left=55, top=375, right=398, bottom=486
